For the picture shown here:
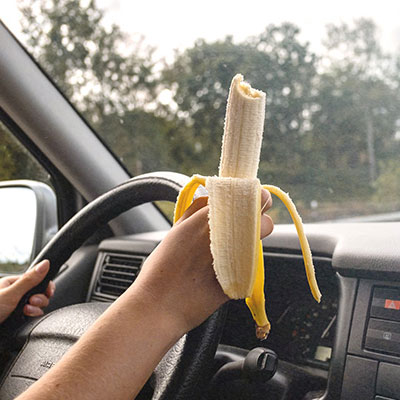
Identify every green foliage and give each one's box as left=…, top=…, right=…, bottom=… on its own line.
left=17, top=0, right=179, bottom=176
left=162, top=24, right=317, bottom=178
left=308, top=19, right=400, bottom=204
left=18, top=0, right=156, bottom=119
left=162, top=37, right=261, bottom=174
left=96, top=110, right=181, bottom=176
left=4, top=4, right=400, bottom=222
left=0, top=122, right=50, bottom=183
left=323, top=18, right=390, bottom=80
left=0, top=261, right=27, bottom=274
left=374, top=159, right=400, bottom=204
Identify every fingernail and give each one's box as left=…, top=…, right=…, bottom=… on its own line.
left=25, top=305, right=33, bottom=314
left=30, top=297, right=42, bottom=306
left=35, top=261, right=48, bottom=274
left=25, top=304, right=43, bottom=316
left=49, top=281, right=56, bottom=296
left=261, top=197, right=272, bottom=214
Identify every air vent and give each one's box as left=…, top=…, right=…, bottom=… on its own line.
left=95, top=252, right=145, bottom=299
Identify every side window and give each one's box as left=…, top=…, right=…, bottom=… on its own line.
left=0, top=122, right=54, bottom=274
left=0, top=122, right=51, bottom=185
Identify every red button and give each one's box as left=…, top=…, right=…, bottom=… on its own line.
left=384, top=299, right=400, bottom=310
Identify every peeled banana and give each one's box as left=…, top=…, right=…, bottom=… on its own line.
left=174, top=74, right=321, bottom=339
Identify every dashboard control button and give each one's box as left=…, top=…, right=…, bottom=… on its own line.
left=376, top=363, right=400, bottom=400
left=371, top=287, right=400, bottom=322
left=341, top=355, right=377, bottom=400
left=385, top=300, right=400, bottom=310
left=365, top=318, right=400, bottom=356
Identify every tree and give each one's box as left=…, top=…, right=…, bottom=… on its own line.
left=323, top=18, right=388, bottom=79
left=16, top=0, right=178, bottom=176
left=0, top=122, right=50, bottom=183
left=18, top=0, right=156, bottom=118
left=12, top=5, right=399, bottom=221
left=95, top=109, right=181, bottom=175
left=308, top=19, right=400, bottom=204
left=162, top=24, right=317, bottom=183
left=374, top=159, right=400, bottom=207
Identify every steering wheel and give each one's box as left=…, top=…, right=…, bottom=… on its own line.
left=0, top=172, right=227, bottom=400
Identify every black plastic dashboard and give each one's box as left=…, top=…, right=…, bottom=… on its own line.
left=85, top=222, right=400, bottom=400
left=221, top=254, right=338, bottom=369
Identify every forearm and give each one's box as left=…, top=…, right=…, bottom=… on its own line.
left=15, top=197, right=268, bottom=399
left=16, top=206, right=223, bottom=400
left=16, top=283, right=184, bottom=400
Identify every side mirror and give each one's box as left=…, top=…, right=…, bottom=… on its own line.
left=0, top=180, right=57, bottom=274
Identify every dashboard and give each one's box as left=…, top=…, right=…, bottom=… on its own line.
left=86, top=232, right=339, bottom=372
left=221, top=255, right=337, bottom=369
left=3, top=221, right=399, bottom=400
left=84, top=221, right=400, bottom=399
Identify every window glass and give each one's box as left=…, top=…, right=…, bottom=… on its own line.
left=0, top=122, right=53, bottom=273
left=0, top=122, right=52, bottom=185
left=2, top=1, right=400, bottom=222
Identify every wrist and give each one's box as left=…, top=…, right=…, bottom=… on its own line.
left=124, top=282, right=188, bottom=341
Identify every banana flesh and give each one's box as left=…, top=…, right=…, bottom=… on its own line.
left=174, top=74, right=321, bottom=340
left=219, top=75, right=265, bottom=179
left=206, top=176, right=261, bottom=299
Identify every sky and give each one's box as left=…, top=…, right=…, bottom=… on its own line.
left=2, top=0, right=400, bottom=61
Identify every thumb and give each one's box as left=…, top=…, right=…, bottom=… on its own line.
left=7, top=260, right=50, bottom=299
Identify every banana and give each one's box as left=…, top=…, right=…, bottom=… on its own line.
left=174, top=74, right=321, bottom=339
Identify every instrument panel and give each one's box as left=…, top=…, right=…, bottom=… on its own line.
left=221, top=254, right=338, bottom=368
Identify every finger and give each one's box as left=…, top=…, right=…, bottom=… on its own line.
left=178, top=191, right=271, bottom=223
left=6, top=276, right=20, bottom=285
left=176, top=191, right=272, bottom=236
left=0, top=275, right=20, bottom=288
left=23, top=304, right=44, bottom=318
left=7, top=260, right=50, bottom=299
left=261, top=189, right=272, bottom=214
left=28, top=294, right=50, bottom=309
left=175, top=196, right=208, bottom=225
left=45, top=281, right=56, bottom=298
left=260, top=214, right=274, bottom=239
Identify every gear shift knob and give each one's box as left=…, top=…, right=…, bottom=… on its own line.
left=210, top=346, right=278, bottom=389
left=243, top=347, right=278, bottom=382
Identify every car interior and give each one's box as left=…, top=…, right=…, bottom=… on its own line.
left=1, top=3, right=400, bottom=399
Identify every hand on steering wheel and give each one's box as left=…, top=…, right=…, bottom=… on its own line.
left=0, top=260, right=55, bottom=324
left=0, top=173, right=273, bottom=400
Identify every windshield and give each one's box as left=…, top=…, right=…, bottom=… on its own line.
left=3, top=0, right=400, bottom=223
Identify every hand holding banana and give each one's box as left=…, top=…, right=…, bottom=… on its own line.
left=174, top=74, right=321, bottom=339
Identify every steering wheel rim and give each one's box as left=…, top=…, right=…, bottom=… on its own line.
left=1, top=172, right=227, bottom=400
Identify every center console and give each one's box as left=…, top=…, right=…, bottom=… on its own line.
left=341, top=279, right=400, bottom=400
